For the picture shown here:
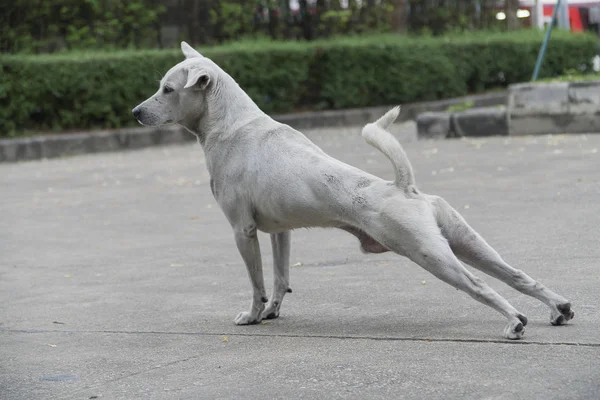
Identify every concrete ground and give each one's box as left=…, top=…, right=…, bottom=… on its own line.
left=1, top=123, right=599, bottom=399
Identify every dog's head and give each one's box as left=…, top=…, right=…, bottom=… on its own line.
left=132, top=42, right=213, bottom=127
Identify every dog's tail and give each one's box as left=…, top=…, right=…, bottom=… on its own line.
left=362, top=106, right=416, bottom=189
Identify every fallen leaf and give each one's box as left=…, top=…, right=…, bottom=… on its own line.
left=170, top=263, right=185, bottom=268
left=52, top=321, right=65, bottom=325
left=64, top=274, right=72, bottom=278
left=190, top=216, right=200, bottom=220
left=221, top=336, right=229, bottom=343
left=47, top=344, right=57, bottom=348
left=421, top=280, right=427, bottom=285
left=291, top=262, right=303, bottom=267
left=261, top=321, right=271, bottom=325
left=464, top=205, right=470, bottom=209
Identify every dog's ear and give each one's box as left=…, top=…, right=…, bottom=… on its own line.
left=184, top=67, right=210, bottom=90
left=181, top=41, right=202, bottom=59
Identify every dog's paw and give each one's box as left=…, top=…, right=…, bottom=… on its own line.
left=261, top=301, right=281, bottom=320
left=234, top=311, right=261, bottom=325
left=504, top=317, right=526, bottom=340
left=550, top=302, right=574, bottom=326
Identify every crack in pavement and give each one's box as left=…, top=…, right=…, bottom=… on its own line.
left=58, top=354, right=202, bottom=398
left=2, top=328, right=599, bottom=347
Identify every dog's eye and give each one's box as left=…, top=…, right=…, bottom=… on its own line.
left=163, top=86, right=174, bottom=94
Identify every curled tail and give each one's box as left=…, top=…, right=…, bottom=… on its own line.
left=361, top=106, right=416, bottom=189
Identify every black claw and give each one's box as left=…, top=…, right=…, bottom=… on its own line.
left=286, top=287, right=292, bottom=293
left=518, top=314, right=528, bottom=327
left=264, top=312, right=279, bottom=320
left=514, top=322, right=523, bottom=333
left=261, top=296, right=268, bottom=303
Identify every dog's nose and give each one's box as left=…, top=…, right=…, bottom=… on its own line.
left=132, top=106, right=142, bottom=119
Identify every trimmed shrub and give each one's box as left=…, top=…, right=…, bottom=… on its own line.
left=312, top=42, right=467, bottom=109
left=1, top=31, right=597, bottom=137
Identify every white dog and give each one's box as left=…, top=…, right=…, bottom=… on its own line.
left=132, top=42, right=574, bottom=339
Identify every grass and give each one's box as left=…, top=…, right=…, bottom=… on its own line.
left=540, top=71, right=600, bottom=83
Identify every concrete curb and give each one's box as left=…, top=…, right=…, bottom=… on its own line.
left=0, top=126, right=194, bottom=163
left=508, top=80, right=600, bottom=136
left=276, top=92, right=506, bottom=130
left=417, top=106, right=508, bottom=139
left=0, top=92, right=506, bottom=163
left=417, top=79, right=600, bottom=139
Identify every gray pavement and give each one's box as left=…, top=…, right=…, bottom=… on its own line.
left=1, top=123, right=600, bottom=399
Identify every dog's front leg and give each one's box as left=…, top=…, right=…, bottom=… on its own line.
left=263, top=231, right=291, bottom=320
left=233, top=224, right=268, bottom=325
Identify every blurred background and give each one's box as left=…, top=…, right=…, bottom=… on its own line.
left=2, top=0, right=600, bottom=52
left=1, top=0, right=599, bottom=137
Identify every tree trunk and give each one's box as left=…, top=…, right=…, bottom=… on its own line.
left=299, top=0, right=313, bottom=40
left=505, top=0, right=520, bottom=30
left=391, top=0, right=408, bottom=33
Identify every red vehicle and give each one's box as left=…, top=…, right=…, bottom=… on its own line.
left=517, top=0, right=600, bottom=32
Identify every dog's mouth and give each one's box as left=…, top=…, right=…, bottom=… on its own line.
left=136, top=118, right=174, bottom=127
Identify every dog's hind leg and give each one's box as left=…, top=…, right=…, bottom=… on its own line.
left=432, top=196, right=573, bottom=326
left=374, top=201, right=527, bottom=339
left=407, top=236, right=527, bottom=339
left=232, top=223, right=268, bottom=325
left=262, top=231, right=292, bottom=320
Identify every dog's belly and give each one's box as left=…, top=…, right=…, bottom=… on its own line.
left=254, top=213, right=390, bottom=254
left=254, top=208, right=340, bottom=233
left=254, top=218, right=297, bottom=233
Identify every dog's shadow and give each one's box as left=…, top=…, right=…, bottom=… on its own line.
left=237, top=313, right=498, bottom=340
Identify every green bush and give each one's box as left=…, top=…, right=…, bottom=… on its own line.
left=1, top=31, right=597, bottom=137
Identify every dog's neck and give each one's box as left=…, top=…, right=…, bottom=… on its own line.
left=179, top=67, right=265, bottom=148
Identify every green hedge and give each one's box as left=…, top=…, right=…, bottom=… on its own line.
left=1, top=31, right=597, bottom=137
